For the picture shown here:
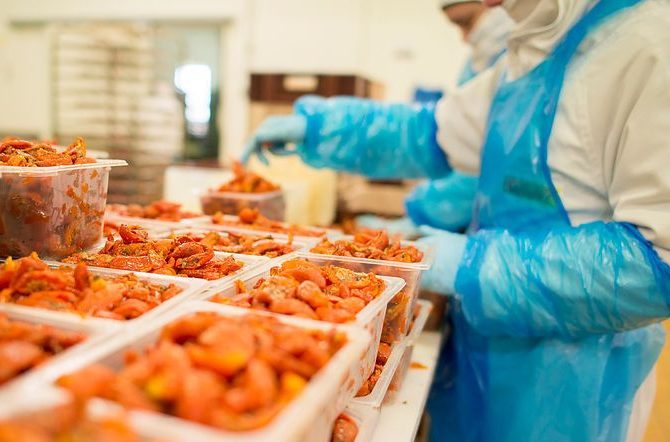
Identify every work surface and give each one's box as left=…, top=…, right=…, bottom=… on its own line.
left=372, top=331, right=442, bottom=442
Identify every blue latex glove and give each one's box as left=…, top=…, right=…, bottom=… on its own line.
left=293, top=95, right=451, bottom=179
left=355, top=215, right=419, bottom=239
left=417, top=226, right=467, bottom=295
left=241, top=115, right=307, bottom=165
left=405, top=172, right=477, bottom=232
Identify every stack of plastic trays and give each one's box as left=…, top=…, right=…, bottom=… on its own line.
left=349, top=299, right=433, bottom=411
left=0, top=160, right=127, bottom=259
left=384, top=299, right=433, bottom=404
left=300, top=239, right=433, bottom=344
left=28, top=302, right=372, bottom=442
left=197, top=254, right=406, bottom=387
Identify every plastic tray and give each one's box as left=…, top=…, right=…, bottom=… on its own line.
left=200, top=189, right=285, bottom=221
left=350, top=340, right=407, bottom=409
left=104, top=213, right=212, bottom=231
left=407, top=299, right=433, bottom=346
left=199, top=254, right=406, bottom=385
left=196, top=214, right=341, bottom=242
left=37, top=302, right=372, bottom=442
left=300, top=241, right=432, bottom=339
left=152, top=227, right=312, bottom=257
left=56, top=244, right=268, bottom=292
left=385, top=300, right=433, bottom=404
left=0, top=309, right=112, bottom=406
left=339, top=403, right=381, bottom=442
left=0, top=263, right=208, bottom=330
left=0, top=159, right=127, bottom=259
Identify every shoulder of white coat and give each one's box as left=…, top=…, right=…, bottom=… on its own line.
left=435, top=64, right=504, bottom=175
left=579, top=1, right=670, bottom=67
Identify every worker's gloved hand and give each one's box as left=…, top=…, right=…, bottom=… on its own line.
left=355, top=215, right=419, bottom=239
left=417, top=226, right=467, bottom=295
left=241, top=115, right=307, bottom=165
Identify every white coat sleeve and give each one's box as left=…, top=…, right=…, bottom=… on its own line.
left=434, top=64, right=501, bottom=175
left=587, top=33, right=670, bottom=260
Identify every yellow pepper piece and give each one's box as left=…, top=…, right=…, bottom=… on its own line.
left=281, top=372, right=307, bottom=398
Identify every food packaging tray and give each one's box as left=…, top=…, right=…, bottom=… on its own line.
left=152, top=227, right=312, bottom=257
left=300, top=241, right=432, bottom=341
left=30, top=302, right=372, bottom=442
left=350, top=340, right=407, bottom=409
left=0, top=309, right=114, bottom=406
left=54, top=246, right=268, bottom=293
left=194, top=214, right=342, bottom=243
left=385, top=300, right=433, bottom=404
left=0, top=263, right=208, bottom=330
left=198, top=254, right=406, bottom=386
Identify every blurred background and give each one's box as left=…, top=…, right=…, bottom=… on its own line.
left=0, top=0, right=468, bottom=222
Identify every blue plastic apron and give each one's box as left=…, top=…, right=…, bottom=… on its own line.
left=427, top=1, right=660, bottom=441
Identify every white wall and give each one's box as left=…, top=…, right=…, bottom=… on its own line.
left=364, top=0, right=469, bottom=101
left=249, top=0, right=469, bottom=101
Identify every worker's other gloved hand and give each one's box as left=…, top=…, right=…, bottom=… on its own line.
left=241, top=115, right=307, bottom=165
left=417, top=226, right=467, bottom=295
left=355, top=215, right=419, bottom=239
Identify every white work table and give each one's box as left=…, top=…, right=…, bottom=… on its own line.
left=371, top=330, right=443, bottom=442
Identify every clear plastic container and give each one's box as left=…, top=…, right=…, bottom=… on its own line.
left=153, top=227, right=312, bottom=258
left=36, top=302, right=372, bottom=442
left=350, top=340, right=407, bottom=409
left=200, top=189, right=285, bottom=221
left=56, top=245, right=268, bottom=292
left=198, top=213, right=340, bottom=243
left=333, top=404, right=380, bottom=442
left=0, top=263, right=208, bottom=330
left=104, top=213, right=211, bottom=232
left=0, top=160, right=126, bottom=259
left=199, top=254, right=406, bottom=384
left=300, top=241, right=433, bottom=341
left=384, top=300, right=433, bottom=404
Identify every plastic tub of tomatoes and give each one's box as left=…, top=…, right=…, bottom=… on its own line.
left=37, top=302, right=371, bottom=442
left=105, top=200, right=210, bottom=231
left=200, top=162, right=285, bottom=221
left=0, top=137, right=126, bottom=259
left=203, top=208, right=337, bottom=243
left=0, top=254, right=208, bottom=330
left=58, top=225, right=267, bottom=291
left=199, top=255, right=405, bottom=385
left=303, top=229, right=432, bottom=344
left=154, top=228, right=311, bottom=259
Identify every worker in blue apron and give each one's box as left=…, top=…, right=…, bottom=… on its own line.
left=242, top=1, right=670, bottom=439
left=422, top=0, right=669, bottom=440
